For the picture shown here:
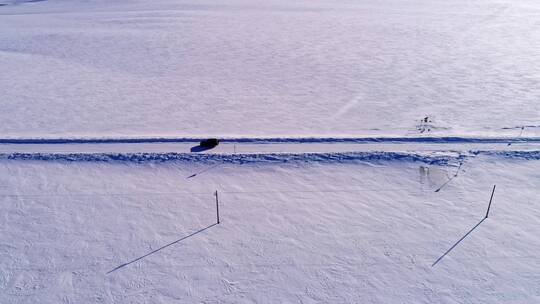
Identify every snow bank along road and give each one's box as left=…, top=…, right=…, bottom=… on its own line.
left=1, top=136, right=540, bottom=166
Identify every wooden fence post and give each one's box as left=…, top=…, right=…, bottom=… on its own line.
left=215, top=190, right=220, bottom=224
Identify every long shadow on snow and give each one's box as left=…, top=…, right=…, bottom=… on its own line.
left=432, top=218, right=486, bottom=267
left=107, top=223, right=218, bottom=274
left=434, top=162, right=463, bottom=193
left=186, top=163, right=223, bottom=178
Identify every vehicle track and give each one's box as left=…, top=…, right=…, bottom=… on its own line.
left=0, top=137, right=539, bottom=155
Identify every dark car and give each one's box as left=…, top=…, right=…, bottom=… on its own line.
left=200, top=138, right=220, bottom=148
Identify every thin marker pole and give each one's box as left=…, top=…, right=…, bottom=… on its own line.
left=215, top=190, right=220, bottom=224
left=485, top=185, right=496, bottom=219
left=454, top=162, right=463, bottom=177
left=508, top=126, right=525, bottom=146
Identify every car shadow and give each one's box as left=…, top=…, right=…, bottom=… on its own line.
left=190, top=145, right=213, bottom=152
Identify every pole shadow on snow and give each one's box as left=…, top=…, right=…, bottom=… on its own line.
left=434, top=176, right=456, bottom=193
left=432, top=218, right=486, bottom=267
left=186, top=163, right=223, bottom=179
left=434, top=162, right=463, bottom=193
left=107, top=223, right=218, bottom=274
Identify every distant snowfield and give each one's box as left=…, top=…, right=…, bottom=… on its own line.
left=1, top=0, right=539, bottom=137
left=1, top=156, right=539, bottom=303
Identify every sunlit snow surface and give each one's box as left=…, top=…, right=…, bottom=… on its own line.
left=1, top=1, right=540, bottom=303
left=1, top=0, right=539, bottom=137
left=1, top=157, right=539, bottom=303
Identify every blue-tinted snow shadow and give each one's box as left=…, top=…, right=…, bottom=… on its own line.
left=186, top=163, right=223, bottom=178
left=190, top=145, right=213, bottom=153
left=107, top=223, right=218, bottom=274
left=434, top=162, right=463, bottom=192
left=432, top=218, right=486, bottom=267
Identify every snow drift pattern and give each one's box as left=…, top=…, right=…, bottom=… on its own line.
left=469, top=150, right=540, bottom=160
left=0, top=151, right=463, bottom=165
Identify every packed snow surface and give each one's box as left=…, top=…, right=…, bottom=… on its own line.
left=1, top=0, right=539, bottom=137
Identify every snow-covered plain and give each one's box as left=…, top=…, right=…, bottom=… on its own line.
left=1, top=154, right=539, bottom=303
left=2, top=0, right=540, bottom=303
left=1, top=0, right=539, bottom=137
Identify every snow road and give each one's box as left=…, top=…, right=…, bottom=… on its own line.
left=0, top=137, right=539, bottom=155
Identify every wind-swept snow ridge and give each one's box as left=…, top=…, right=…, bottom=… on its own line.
left=0, top=151, right=463, bottom=165
left=1, top=150, right=538, bottom=164
left=1, top=136, right=540, bottom=144
left=470, top=150, right=540, bottom=160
